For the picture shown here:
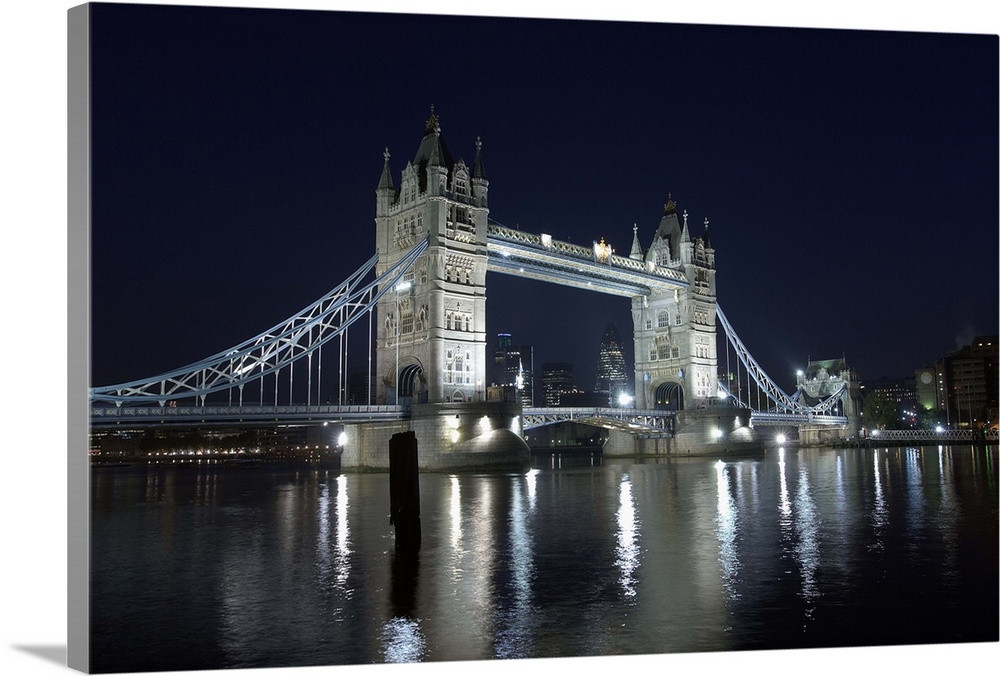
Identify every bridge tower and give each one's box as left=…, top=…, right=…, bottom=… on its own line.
left=374, top=109, right=490, bottom=405
left=630, top=200, right=718, bottom=411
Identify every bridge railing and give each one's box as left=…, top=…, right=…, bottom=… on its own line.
left=90, top=404, right=408, bottom=425
left=750, top=411, right=848, bottom=426
left=866, top=428, right=997, bottom=442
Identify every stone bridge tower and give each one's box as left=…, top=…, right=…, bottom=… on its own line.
left=374, top=109, right=489, bottom=405
left=630, top=199, right=718, bottom=411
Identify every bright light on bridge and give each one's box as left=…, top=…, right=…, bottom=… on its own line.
left=775, top=433, right=786, bottom=445
left=617, top=393, right=633, bottom=408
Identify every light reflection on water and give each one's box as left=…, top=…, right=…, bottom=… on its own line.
left=793, top=463, right=819, bottom=606
left=89, top=445, right=999, bottom=672
left=615, top=474, right=640, bottom=599
left=381, top=616, right=426, bottom=663
left=715, top=461, right=739, bottom=600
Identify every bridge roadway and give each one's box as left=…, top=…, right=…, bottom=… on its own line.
left=89, top=404, right=409, bottom=428
left=91, top=402, right=849, bottom=434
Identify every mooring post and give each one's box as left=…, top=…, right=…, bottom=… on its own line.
left=389, top=431, right=421, bottom=551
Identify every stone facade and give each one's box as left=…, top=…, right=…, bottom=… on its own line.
left=630, top=201, right=719, bottom=412
left=374, top=109, right=489, bottom=406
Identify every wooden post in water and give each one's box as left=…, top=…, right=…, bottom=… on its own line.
left=389, top=431, right=421, bottom=551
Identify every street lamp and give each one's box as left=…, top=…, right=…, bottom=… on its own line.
left=394, top=280, right=411, bottom=404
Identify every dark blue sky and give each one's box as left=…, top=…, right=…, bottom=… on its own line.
left=88, top=3, right=998, bottom=394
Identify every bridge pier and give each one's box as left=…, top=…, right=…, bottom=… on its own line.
left=798, top=425, right=851, bottom=447
left=603, top=407, right=762, bottom=457
left=341, top=402, right=530, bottom=472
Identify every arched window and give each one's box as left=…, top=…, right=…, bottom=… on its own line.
left=657, top=311, right=670, bottom=328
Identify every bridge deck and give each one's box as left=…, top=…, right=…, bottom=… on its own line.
left=90, top=404, right=408, bottom=427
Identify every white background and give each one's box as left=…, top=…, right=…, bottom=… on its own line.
left=2, top=1, right=997, bottom=675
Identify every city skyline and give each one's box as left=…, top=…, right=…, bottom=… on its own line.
left=84, top=6, right=997, bottom=400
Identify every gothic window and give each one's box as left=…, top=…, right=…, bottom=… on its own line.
left=464, top=315, right=471, bottom=332
left=645, top=318, right=652, bottom=330
left=675, top=310, right=682, bottom=325
left=657, top=311, right=670, bottom=328
left=671, top=346, right=680, bottom=359
left=649, top=347, right=658, bottom=361
left=419, top=265, right=428, bottom=284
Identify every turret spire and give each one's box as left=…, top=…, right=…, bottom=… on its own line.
left=472, top=136, right=487, bottom=180
left=629, top=223, right=643, bottom=260
left=377, top=147, right=394, bottom=191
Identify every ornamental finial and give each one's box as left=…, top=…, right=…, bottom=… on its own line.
left=425, top=105, right=440, bottom=134
left=383, top=147, right=390, bottom=162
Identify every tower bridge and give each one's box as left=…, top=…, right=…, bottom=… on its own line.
left=90, top=110, right=858, bottom=469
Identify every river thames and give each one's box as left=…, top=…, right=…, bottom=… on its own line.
left=89, top=444, right=997, bottom=673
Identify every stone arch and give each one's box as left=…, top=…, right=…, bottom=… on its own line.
left=397, top=362, right=425, bottom=404
left=653, top=381, right=685, bottom=411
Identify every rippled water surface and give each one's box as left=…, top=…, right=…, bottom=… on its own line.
left=90, top=445, right=998, bottom=673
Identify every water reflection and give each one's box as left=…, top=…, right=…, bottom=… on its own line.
left=494, top=477, right=536, bottom=658
left=89, top=448, right=999, bottom=671
left=715, top=461, right=740, bottom=600
left=449, top=475, right=462, bottom=552
left=616, top=474, right=640, bottom=599
left=936, top=447, right=960, bottom=578
left=870, top=450, right=888, bottom=551
left=778, top=448, right=792, bottom=538
left=381, top=616, right=425, bottom=663
left=794, top=463, right=819, bottom=607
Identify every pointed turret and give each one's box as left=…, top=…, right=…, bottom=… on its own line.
left=472, top=136, right=487, bottom=181
left=629, top=223, right=643, bottom=260
left=471, top=136, right=489, bottom=207
left=376, top=147, right=395, bottom=215
left=703, top=217, right=713, bottom=249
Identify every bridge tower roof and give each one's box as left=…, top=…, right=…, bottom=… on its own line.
left=650, top=197, right=683, bottom=259
left=412, top=106, right=455, bottom=190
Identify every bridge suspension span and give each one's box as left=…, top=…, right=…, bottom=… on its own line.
left=715, top=305, right=849, bottom=424
left=91, top=238, right=429, bottom=407
left=91, top=234, right=848, bottom=429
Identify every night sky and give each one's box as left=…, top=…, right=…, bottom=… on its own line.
left=87, top=2, right=998, bottom=396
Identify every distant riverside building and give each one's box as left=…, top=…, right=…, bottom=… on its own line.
left=493, top=333, right=534, bottom=405
left=865, top=375, right=917, bottom=422
left=595, top=323, right=628, bottom=404
left=916, top=335, right=997, bottom=429
left=541, top=362, right=576, bottom=406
